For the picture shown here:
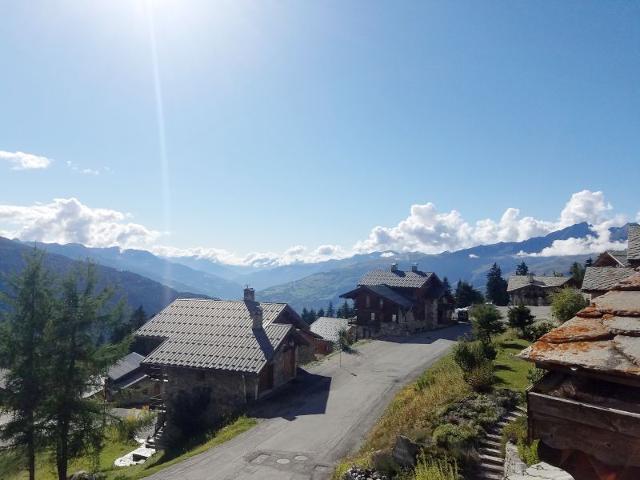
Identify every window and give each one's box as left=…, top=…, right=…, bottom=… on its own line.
left=365, top=295, right=371, bottom=308
left=371, top=312, right=376, bottom=321
left=379, top=298, right=384, bottom=308
left=392, top=314, right=397, bottom=323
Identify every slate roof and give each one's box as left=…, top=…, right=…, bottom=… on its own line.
left=581, top=266, right=636, bottom=292
left=310, top=317, right=351, bottom=343
left=359, top=269, right=433, bottom=289
left=108, top=352, right=144, bottom=382
left=136, top=299, right=294, bottom=374
left=629, top=224, right=640, bottom=261
left=520, top=271, right=640, bottom=381
left=507, top=275, right=572, bottom=292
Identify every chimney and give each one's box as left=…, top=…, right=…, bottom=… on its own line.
left=411, top=263, right=418, bottom=272
left=391, top=263, right=398, bottom=272
left=251, top=305, right=263, bottom=329
left=528, top=273, right=535, bottom=284
left=243, top=286, right=255, bottom=302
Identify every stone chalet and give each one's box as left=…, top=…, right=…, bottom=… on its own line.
left=105, top=352, right=158, bottom=407
left=507, top=275, right=576, bottom=306
left=520, top=269, right=640, bottom=480
left=340, top=263, right=454, bottom=338
left=593, top=224, right=640, bottom=268
left=134, top=288, right=316, bottom=444
left=583, top=224, right=640, bottom=301
left=310, top=317, right=354, bottom=354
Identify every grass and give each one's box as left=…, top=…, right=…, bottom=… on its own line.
left=333, top=330, right=535, bottom=480
left=0, top=416, right=257, bottom=480
left=493, top=331, right=533, bottom=392
left=333, top=354, right=470, bottom=479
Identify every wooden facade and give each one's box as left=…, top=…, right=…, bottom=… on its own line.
left=520, top=271, right=640, bottom=480
left=341, top=265, right=454, bottom=338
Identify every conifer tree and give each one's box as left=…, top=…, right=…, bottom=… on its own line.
left=326, top=301, right=335, bottom=317
left=515, top=261, right=529, bottom=276
left=485, top=263, right=509, bottom=306
left=0, top=251, right=53, bottom=480
left=43, top=263, right=124, bottom=480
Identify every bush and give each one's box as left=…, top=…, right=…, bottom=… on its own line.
left=470, top=304, right=505, bottom=342
left=527, top=367, right=546, bottom=385
left=551, top=288, right=589, bottom=323
left=524, top=321, right=555, bottom=341
left=432, top=423, right=477, bottom=451
left=453, top=341, right=496, bottom=391
left=114, top=411, right=156, bottom=442
left=508, top=305, right=535, bottom=337
left=465, top=364, right=494, bottom=392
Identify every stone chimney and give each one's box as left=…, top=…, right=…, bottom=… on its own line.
left=528, top=273, right=535, bottom=284
left=411, top=263, right=418, bottom=272
left=244, top=286, right=255, bottom=302
left=243, top=286, right=262, bottom=329
left=250, top=305, right=263, bottom=329
left=391, top=263, right=398, bottom=272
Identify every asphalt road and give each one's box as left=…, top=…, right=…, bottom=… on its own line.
left=144, top=323, right=469, bottom=480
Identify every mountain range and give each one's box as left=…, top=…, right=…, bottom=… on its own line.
left=0, top=237, right=206, bottom=316
left=0, top=221, right=631, bottom=314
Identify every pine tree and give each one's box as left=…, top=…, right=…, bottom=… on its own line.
left=585, top=257, right=593, bottom=267
left=0, top=251, right=53, bottom=480
left=442, top=277, right=452, bottom=296
left=485, top=263, right=509, bottom=306
left=326, top=302, right=335, bottom=317
left=569, top=262, right=586, bottom=284
left=470, top=304, right=505, bottom=343
left=508, top=305, right=535, bottom=337
left=454, top=280, right=484, bottom=308
left=130, top=305, right=148, bottom=330
left=43, top=263, right=124, bottom=480
left=515, top=261, right=529, bottom=276
left=316, top=308, right=325, bottom=319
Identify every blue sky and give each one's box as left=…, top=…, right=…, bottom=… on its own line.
left=0, top=1, right=638, bottom=264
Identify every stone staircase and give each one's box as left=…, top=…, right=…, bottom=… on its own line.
left=476, top=405, right=526, bottom=480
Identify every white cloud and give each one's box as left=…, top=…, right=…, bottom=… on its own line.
left=0, top=190, right=631, bottom=267
left=469, top=254, right=479, bottom=259
left=0, top=198, right=160, bottom=249
left=354, top=190, right=627, bottom=257
left=0, top=150, right=52, bottom=170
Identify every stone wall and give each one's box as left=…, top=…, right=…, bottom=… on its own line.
left=504, top=442, right=574, bottom=480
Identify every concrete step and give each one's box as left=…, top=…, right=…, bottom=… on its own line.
left=486, top=433, right=502, bottom=441
left=479, top=446, right=502, bottom=457
left=479, top=463, right=504, bottom=473
left=478, top=472, right=502, bottom=480
left=479, top=453, right=503, bottom=465
left=479, top=439, right=501, bottom=449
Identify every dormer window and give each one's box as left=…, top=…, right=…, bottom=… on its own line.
left=379, top=299, right=384, bottom=308
left=366, top=295, right=371, bottom=308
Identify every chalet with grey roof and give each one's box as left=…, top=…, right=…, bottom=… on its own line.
left=134, top=287, right=312, bottom=446
left=581, top=266, right=636, bottom=300
left=519, top=270, right=640, bottom=480
left=507, top=274, right=576, bottom=306
left=340, top=263, right=453, bottom=338
left=593, top=224, right=640, bottom=268
left=105, top=352, right=158, bottom=407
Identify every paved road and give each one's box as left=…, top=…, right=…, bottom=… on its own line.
left=145, top=324, right=469, bottom=480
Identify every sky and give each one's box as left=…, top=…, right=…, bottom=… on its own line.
left=0, top=1, right=639, bottom=266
